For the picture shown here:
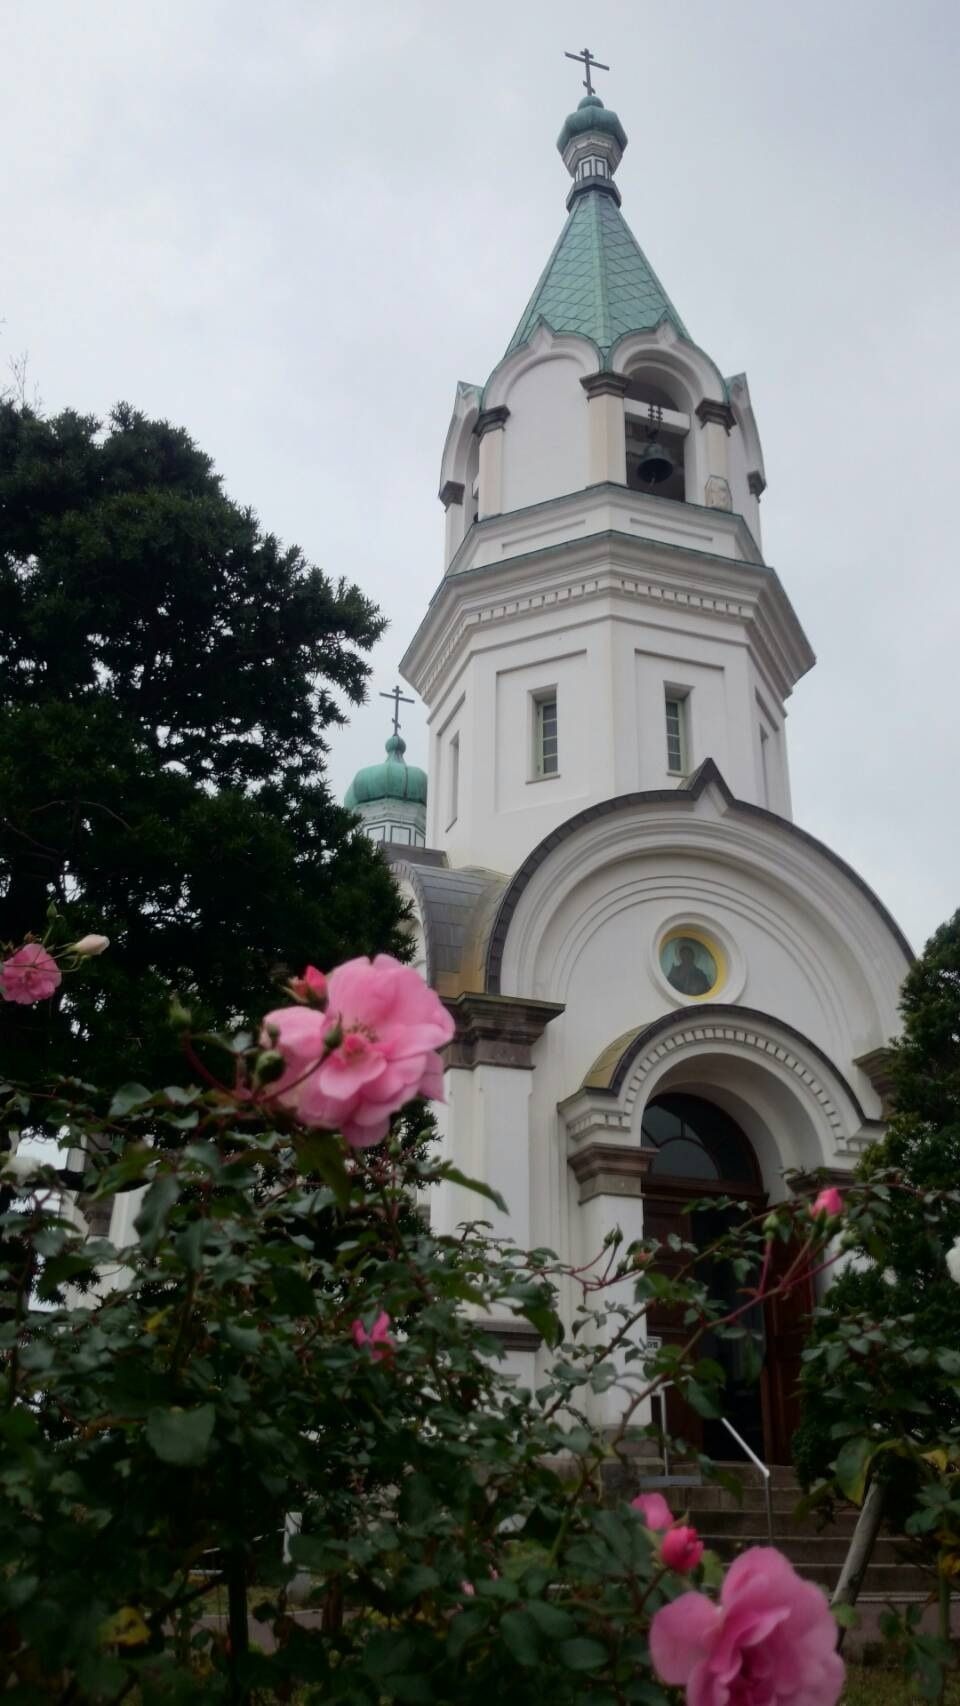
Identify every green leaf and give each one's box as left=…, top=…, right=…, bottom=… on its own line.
left=684, top=1378, right=722, bottom=1419
left=832, top=1603, right=858, bottom=1628
left=439, top=1165, right=507, bottom=1214
left=145, top=1404, right=215, bottom=1466
left=447, top=1608, right=487, bottom=1660
left=834, top=1435, right=874, bottom=1505
left=294, top=1130, right=351, bottom=1206
left=108, top=1082, right=153, bottom=1118
left=500, top=1608, right=541, bottom=1666
left=525, top=1598, right=577, bottom=1639
left=558, top=1636, right=608, bottom=1671
left=361, top=1632, right=416, bottom=1678
left=134, top=1173, right=179, bottom=1253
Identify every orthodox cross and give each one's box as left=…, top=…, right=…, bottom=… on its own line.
left=380, top=684, right=414, bottom=738
left=564, top=47, right=609, bottom=98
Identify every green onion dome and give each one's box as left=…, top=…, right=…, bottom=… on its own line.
left=556, top=95, right=628, bottom=156
left=343, top=735, right=428, bottom=811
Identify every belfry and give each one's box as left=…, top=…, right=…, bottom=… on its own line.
left=377, top=76, right=910, bottom=1458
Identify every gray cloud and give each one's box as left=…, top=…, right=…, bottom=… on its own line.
left=2, top=0, right=957, bottom=954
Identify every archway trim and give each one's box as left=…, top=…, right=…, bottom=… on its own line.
left=484, top=760, right=913, bottom=992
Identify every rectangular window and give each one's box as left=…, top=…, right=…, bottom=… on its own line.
left=447, top=734, right=460, bottom=829
left=664, top=691, right=688, bottom=775
left=534, top=693, right=559, bottom=777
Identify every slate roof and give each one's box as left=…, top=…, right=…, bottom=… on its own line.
left=503, top=187, right=689, bottom=364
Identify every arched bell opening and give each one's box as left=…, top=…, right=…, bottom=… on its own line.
left=623, top=369, right=688, bottom=504
left=639, top=1088, right=813, bottom=1466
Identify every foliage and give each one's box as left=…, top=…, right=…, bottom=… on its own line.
left=0, top=401, right=407, bottom=1086
left=796, top=912, right=960, bottom=1500
left=0, top=1023, right=860, bottom=1706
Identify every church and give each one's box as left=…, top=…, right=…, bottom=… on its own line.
left=344, top=77, right=911, bottom=1462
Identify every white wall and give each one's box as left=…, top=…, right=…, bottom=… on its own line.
left=427, top=587, right=790, bottom=873
left=499, top=355, right=590, bottom=514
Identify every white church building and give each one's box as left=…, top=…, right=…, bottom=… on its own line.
left=345, top=86, right=911, bottom=1460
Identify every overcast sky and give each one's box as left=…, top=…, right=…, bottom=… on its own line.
left=2, top=0, right=958, bottom=954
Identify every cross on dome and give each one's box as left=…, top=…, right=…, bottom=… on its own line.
left=380, top=684, right=414, bottom=739
left=564, top=46, right=610, bottom=98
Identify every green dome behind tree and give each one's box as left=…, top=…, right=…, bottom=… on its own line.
left=344, top=734, right=427, bottom=848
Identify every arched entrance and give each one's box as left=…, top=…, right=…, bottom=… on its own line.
left=640, top=1092, right=811, bottom=1465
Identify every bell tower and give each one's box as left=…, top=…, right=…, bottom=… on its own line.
left=400, top=82, right=814, bottom=876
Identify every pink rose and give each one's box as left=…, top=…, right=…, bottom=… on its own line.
left=0, top=944, right=62, bottom=1006
left=631, top=1492, right=674, bottom=1531
left=352, top=1310, right=395, bottom=1362
left=661, top=1524, right=704, bottom=1574
left=650, top=1546, right=844, bottom=1706
left=288, top=965, right=328, bottom=1007
left=811, top=1187, right=843, bottom=1219
left=263, top=954, right=454, bottom=1147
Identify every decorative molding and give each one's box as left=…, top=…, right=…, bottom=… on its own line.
left=475, top=1317, right=542, bottom=1352
left=443, top=991, right=564, bottom=1070
left=854, top=1047, right=896, bottom=1115
left=484, top=766, right=913, bottom=994
left=616, top=1018, right=855, bottom=1144
left=788, top=1167, right=856, bottom=1197
left=475, top=405, right=510, bottom=441
left=696, top=399, right=736, bottom=432
left=580, top=372, right=630, bottom=400
left=704, top=475, right=733, bottom=512
left=439, top=479, right=465, bottom=509
left=748, top=470, right=767, bottom=498
left=568, top=1143, right=652, bottom=1203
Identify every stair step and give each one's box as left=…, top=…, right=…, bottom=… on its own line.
left=701, top=1534, right=907, bottom=1566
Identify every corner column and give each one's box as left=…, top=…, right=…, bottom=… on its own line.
left=696, top=398, right=735, bottom=511
left=437, top=992, right=564, bottom=1382
left=581, top=372, right=628, bottom=485
left=563, top=1093, right=656, bottom=1429
left=475, top=406, right=509, bottom=519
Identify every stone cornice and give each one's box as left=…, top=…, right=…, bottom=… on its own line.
left=568, top=1143, right=652, bottom=1203
left=580, top=372, right=630, bottom=399
left=854, top=1047, right=897, bottom=1115
left=475, top=405, right=510, bottom=440
left=475, top=1317, right=542, bottom=1351
left=695, top=399, right=736, bottom=432
left=400, top=525, right=814, bottom=709
left=788, top=1167, right=857, bottom=1196
left=442, top=991, right=564, bottom=1070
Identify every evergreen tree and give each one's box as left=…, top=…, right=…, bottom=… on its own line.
left=0, top=401, right=407, bottom=1086
left=795, top=909, right=960, bottom=1488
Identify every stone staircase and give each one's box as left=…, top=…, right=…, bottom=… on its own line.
left=625, top=1461, right=945, bottom=1653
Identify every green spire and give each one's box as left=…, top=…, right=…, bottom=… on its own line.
left=502, top=95, right=688, bottom=365
left=504, top=187, right=688, bottom=363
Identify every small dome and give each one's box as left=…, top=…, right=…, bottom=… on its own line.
left=557, top=96, right=628, bottom=155
left=344, top=734, right=428, bottom=810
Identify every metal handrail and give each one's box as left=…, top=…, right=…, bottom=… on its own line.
left=719, top=1417, right=774, bottom=1544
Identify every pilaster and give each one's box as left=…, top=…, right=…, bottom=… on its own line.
left=581, top=372, right=628, bottom=486
left=476, top=406, right=509, bottom=519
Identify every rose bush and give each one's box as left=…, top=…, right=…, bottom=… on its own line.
left=3, top=938, right=954, bottom=1703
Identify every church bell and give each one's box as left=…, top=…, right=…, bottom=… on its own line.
left=635, top=436, right=675, bottom=486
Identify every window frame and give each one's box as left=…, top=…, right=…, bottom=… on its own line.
left=664, top=687, right=690, bottom=777
left=531, top=688, right=559, bottom=781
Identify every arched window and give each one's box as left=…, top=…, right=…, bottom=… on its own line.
left=623, top=371, right=687, bottom=504
left=641, top=1093, right=758, bottom=1185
